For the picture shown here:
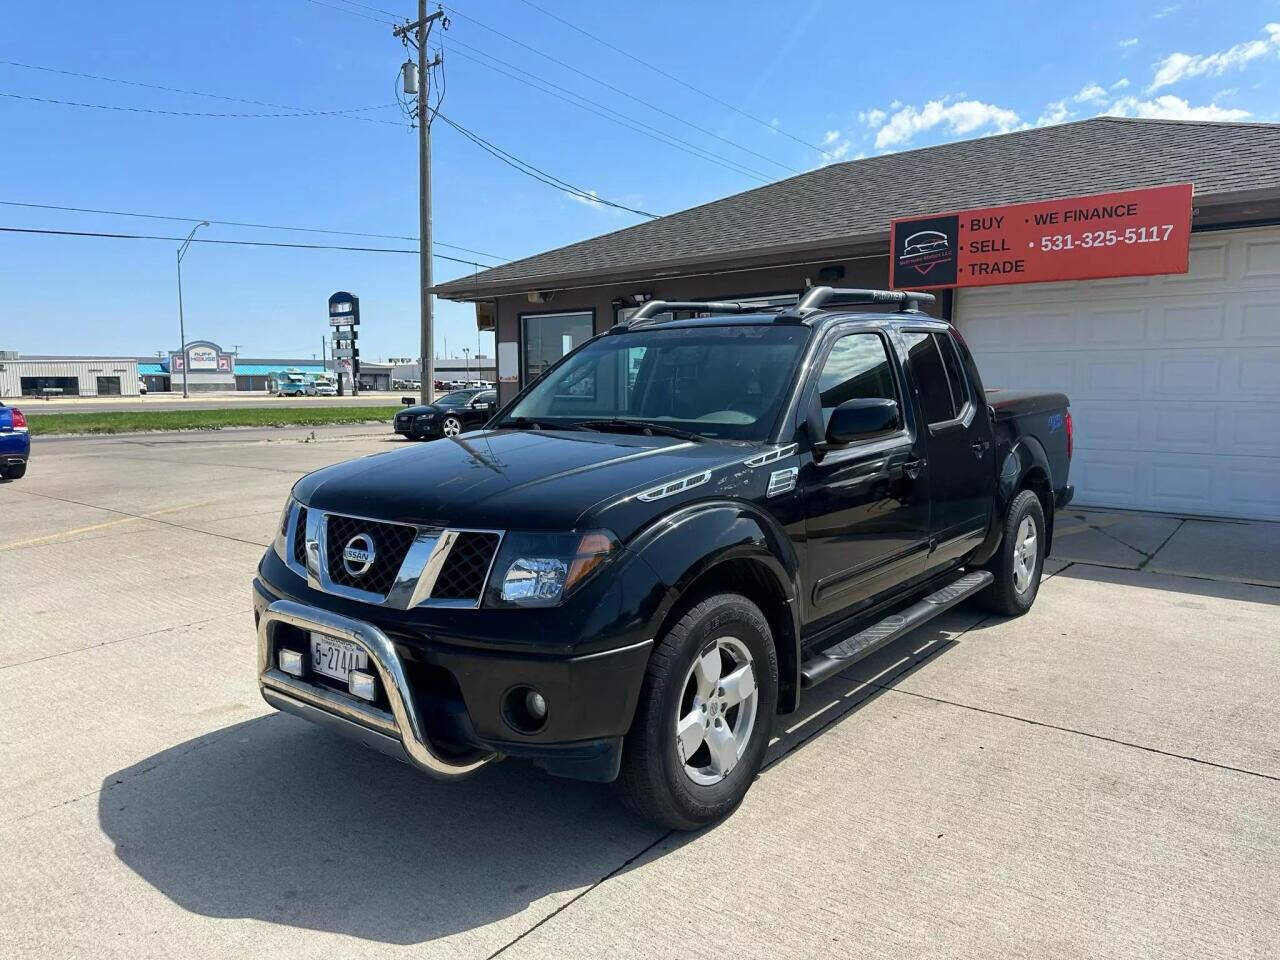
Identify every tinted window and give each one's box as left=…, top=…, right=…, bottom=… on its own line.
left=816, top=334, right=898, bottom=428
left=903, top=332, right=956, bottom=424
left=935, top=333, right=970, bottom=413
left=437, top=390, right=477, bottom=406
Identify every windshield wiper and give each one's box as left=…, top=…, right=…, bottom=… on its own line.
left=573, top=419, right=706, bottom=443
left=498, top=417, right=586, bottom=432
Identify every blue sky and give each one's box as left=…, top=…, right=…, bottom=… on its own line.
left=2, top=0, right=1277, bottom=362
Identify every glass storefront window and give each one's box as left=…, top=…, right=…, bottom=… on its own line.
left=521, top=311, right=593, bottom=383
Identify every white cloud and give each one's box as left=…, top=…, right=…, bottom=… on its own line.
left=1074, top=82, right=1108, bottom=103
left=827, top=139, right=852, bottom=160
left=858, top=108, right=887, bottom=128
left=822, top=129, right=841, bottom=145
left=1104, top=93, right=1251, bottom=121
left=1111, top=77, right=1131, bottom=89
left=1149, top=22, right=1280, bottom=91
left=1037, top=99, right=1072, bottom=126
left=570, top=190, right=602, bottom=210
left=1118, top=37, right=1139, bottom=48
left=1152, top=4, right=1180, bottom=19
left=874, top=98, right=1021, bottom=149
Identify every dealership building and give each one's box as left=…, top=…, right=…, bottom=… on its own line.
left=436, top=117, right=1280, bottom=521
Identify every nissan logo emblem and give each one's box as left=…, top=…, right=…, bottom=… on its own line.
left=342, top=533, right=376, bottom=577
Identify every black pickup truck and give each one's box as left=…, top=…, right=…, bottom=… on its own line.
left=254, top=286, right=1072, bottom=829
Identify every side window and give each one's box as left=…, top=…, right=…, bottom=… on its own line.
left=903, top=332, right=957, bottom=424
left=935, top=333, right=970, bottom=413
left=816, top=333, right=898, bottom=429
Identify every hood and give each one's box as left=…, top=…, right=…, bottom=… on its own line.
left=295, top=428, right=762, bottom=536
left=395, top=403, right=455, bottom=416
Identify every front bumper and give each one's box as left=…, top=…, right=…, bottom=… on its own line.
left=254, top=576, right=653, bottom=782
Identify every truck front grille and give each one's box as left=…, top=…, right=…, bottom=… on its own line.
left=431, top=532, right=502, bottom=601
left=324, top=513, right=417, bottom=597
left=292, top=506, right=308, bottom=567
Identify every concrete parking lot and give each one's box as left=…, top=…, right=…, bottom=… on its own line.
left=2, top=426, right=1277, bottom=959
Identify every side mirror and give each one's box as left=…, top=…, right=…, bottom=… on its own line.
left=825, top=398, right=899, bottom=444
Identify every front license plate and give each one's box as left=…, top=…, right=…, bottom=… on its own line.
left=309, top=632, right=369, bottom=683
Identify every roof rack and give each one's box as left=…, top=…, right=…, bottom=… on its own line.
left=778, top=286, right=936, bottom=321
left=625, top=299, right=754, bottom=327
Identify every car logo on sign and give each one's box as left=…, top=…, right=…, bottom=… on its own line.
left=342, top=533, right=376, bottom=577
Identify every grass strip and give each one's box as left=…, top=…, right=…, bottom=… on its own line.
left=27, top=405, right=401, bottom=436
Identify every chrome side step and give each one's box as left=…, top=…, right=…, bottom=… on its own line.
left=799, top=569, right=993, bottom=688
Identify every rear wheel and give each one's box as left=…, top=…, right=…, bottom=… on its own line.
left=616, top=593, right=777, bottom=830
left=980, top=489, right=1045, bottom=616
left=3, top=462, right=27, bottom=480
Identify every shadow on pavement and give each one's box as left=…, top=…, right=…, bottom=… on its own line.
left=97, top=608, right=983, bottom=945
left=98, top=713, right=663, bottom=945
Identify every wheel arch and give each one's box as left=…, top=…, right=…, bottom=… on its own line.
left=972, top=435, right=1057, bottom=564
left=630, top=501, right=802, bottom=714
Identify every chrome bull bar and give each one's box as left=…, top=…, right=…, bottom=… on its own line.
left=257, top=598, right=496, bottom=778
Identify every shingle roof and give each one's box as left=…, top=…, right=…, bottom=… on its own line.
left=435, top=117, right=1280, bottom=298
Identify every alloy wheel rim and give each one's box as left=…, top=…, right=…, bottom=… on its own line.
left=443, top=417, right=461, bottom=437
left=1013, top=515, right=1038, bottom=593
left=675, top=635, right=758, bottom=786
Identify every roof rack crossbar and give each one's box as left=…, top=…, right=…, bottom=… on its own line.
left=627, top=299, right=752, bottom=326
left=781, top=286, right=937, bottom=320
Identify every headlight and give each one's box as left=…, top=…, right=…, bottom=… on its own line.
left=416, top=412, right=435, bottom=421
left=273, top=496, right=295, bottom=562
left=487, top=531, right=619, bottom=607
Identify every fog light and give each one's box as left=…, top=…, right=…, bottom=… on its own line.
left=502, top=685, right=549, bottom=734
left=279, top=649, right=304, bottom=677
left=348, top=670, right=377, bottom=702
left=525, top=690, right=547, bottom=720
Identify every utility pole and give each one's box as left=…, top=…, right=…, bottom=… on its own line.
left=394, top=3, right=445, bottom=407
left=175, top=221, right=209, bottom=400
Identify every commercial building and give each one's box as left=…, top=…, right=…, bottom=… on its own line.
left=0, top=353, right=142, bottom=398
left=436, top=117, right=1280, bottom=521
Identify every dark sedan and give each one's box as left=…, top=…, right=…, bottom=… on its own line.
left=393, top=389, right=497, bottom=440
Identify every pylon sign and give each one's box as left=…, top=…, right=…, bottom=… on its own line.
left=328, top=291, right=360, bottom=325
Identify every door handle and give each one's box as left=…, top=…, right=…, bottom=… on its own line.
left=971, top=439, right=990, bottom=457
left=903, top=458, right=925, bottom=479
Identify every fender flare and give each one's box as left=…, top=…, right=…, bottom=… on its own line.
left=973, top=435, right=1056, bottom=565
left=629, top=500, right=803, bottom=713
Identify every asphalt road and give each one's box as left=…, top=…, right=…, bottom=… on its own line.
left=2, top=426, right=1277, bottom=959
left=11, top=392, right=412, bottom=414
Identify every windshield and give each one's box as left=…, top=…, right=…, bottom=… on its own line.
left=500, top=324, right=810, bottom=441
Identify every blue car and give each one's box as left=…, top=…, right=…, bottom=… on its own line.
left=0, top=402, right=30, bottom=480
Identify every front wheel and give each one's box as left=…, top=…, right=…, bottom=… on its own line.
left=441, top=415, right=463, bottom=438
left=616, top=593, right=778, bottom=830
left=980, top=489, right=1046, bottom=616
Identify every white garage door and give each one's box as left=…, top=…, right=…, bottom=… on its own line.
left=956, top=225, right=1280, bottom=520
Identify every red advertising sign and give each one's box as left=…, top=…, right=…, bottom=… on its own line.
left=889, top=183, right=1193, bottom=290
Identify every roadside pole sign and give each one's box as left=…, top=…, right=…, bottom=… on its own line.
left=889, top=183, right=1193, bottom=290
left=328, top=291, right=361, bottom=395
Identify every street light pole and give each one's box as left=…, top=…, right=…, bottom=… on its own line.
left=175, top=221, right=209, bottom=399
left=463, top=346, right=470, bottom=383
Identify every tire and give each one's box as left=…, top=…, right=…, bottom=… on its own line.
left=3, top=462, right=26, bottom=480
left=616, top=593, right=778, bottom=831
left=980, top=489, right=1046, bottom=616
left=441, top=415, right=463, bottom=438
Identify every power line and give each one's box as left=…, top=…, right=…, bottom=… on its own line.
left=0, top=90, right=403, bottom=121
left=0, top=59, right=398, bottom=118
left=305, top=0, right=397, bottom=25
left=440, top=4, right=801, bottom=175
left=0, top=200, right=510, bottom=260
left=437, top=113, right=658, bottom=218
left=508, top=0, right=836, bottom=160
left=441, top=37, right=773, bottom=184
left=0, top=225, right=498, bottom=267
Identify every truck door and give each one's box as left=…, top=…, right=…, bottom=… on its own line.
left=901, top=329, right=994, bottom=571
left=797, top=330, right=931, bottom=627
